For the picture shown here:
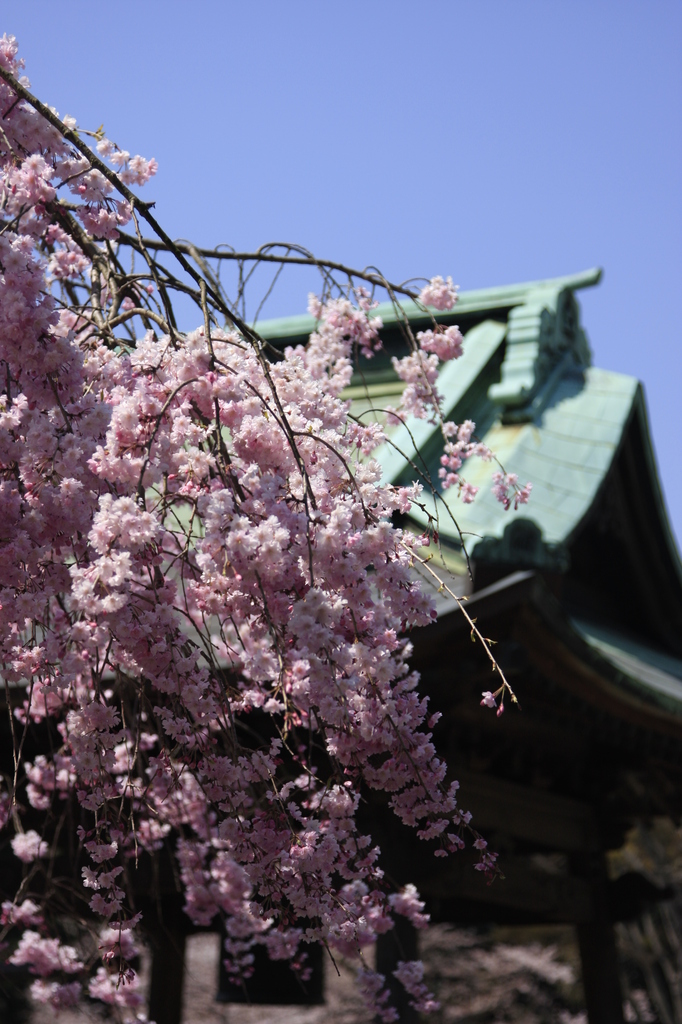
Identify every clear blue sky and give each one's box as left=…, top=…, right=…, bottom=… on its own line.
left=6, top=1, right=682, bottom=544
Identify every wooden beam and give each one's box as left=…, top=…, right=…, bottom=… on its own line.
left=455, top=769, right=600, bottom=853
left=415, top=853, right=593, bottom=924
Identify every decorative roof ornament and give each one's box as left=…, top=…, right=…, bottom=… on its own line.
left=473, top=519, right=570, bottom=572
left=488, top=286, right=592, bottom=422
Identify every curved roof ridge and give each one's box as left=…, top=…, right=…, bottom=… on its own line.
left=255, top=267, right=603, bottom=342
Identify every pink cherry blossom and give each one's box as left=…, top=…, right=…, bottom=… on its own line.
left=10, top=931, right=84, bottom=976
left=0, top=36, right=528, bottom=1019
left=417, top=324, right=463, bottom=361
left=393, top=959, right=441, bottom=1013
left=30, top=980, right=82, bottom=1009
left=1, top=899, right=44, bottom=926
left=11, top=830, right=49, bottom=863
left=419, top=275, right=459, bottom=311
left=492, top=471, right=534, bottom=510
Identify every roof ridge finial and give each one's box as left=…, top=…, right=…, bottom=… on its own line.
left=488, top=286, right=591, bottom=421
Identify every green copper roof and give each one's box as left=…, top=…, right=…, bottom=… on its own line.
left=361, top=267, right=624, bottom=562
left=258, top=267, right=682, bottom=708
left=384, top=360, right=639, bottom=558
left=257, top=268, right=679, bottom=587
left=255, top=267, right=603, bottom=344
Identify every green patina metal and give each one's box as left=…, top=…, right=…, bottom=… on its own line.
left=257, top=268, right=682, bottom=722
left=255, top=266, right=603, bottom=345
left=256, top=265, right=646, bottom=563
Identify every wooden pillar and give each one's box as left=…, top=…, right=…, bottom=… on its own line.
left=146, top=900, right=187, bottom=1024
left=375, top=916, right=419, bottom=1023
left=577, top=919, right=625, bottom=1024
left=573, top=853, right=624, bottom=1024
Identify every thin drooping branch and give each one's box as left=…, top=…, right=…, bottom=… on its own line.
left=115, top=233, right=427, bottom=303
left=0, top=64, right=257, bottom=342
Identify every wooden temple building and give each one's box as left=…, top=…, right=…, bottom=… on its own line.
left=3, top=269, right=682, bottom=1023
left=256, top=268, right=682, bottom=1023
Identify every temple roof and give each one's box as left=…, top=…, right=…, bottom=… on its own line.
left=259, top=268, right=679, bottom=572
left=259, top=268, right=682, bottom=721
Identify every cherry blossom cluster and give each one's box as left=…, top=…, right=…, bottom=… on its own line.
left=418, top=275, right=459, bottom=311
left=437, top=419, right=490, bottom=500
left=0, top=34, right=520, bottom=1020
left=492, top=471, right=533, bottom=511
